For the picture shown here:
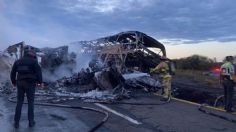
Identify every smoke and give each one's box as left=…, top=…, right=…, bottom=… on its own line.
left=42, top=43, right=94, bottom=82
left=0, top=53, right=15, bottom=92
left=0, top=41, right=95, bottom=83
left=0, top=53, right=15, bottom=79
left=68, top=43, right=94, bottom=72
left=42, top=64, right=74, bottom=82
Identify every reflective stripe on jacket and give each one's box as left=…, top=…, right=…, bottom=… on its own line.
left=221, top=62, right=235, bottom=80
left=151, top=61, right=171, bottom=78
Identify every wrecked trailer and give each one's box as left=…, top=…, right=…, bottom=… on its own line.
left=40, top=31, right=166, bottom=93
left=39, top=46, right=78, bottom=82
left=76, top=31, right=166, bottom=72
left=45, top=31, right=166, bottom=92
left=2, top=31, right=165, bottom=96
left=5, top=42, right=72, bottom=69
left=5, top=31, right=166, bottom=80
left=0, top=52, right=14, bottom=94
left=4, top=42, right=75, bottom=82
left=71, top=31, right=165, bottom=91
left=40, top=46, right=69, bottom=69
left=5, top=41, right=41, bottom=60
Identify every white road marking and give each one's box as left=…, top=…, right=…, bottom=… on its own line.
left=95, top=103, right=142, bottom=125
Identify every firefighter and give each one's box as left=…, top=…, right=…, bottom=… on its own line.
left=10, top=46, right=43, bottom=128
left=151, top=56, right=172, bottom=101
left=220, top=56, right=235, bottom=112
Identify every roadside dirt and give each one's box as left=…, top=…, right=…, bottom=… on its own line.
left=172, top=75, right=236, bottom=107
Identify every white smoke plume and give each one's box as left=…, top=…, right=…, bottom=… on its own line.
left=42, top=43, right=94, bottom=82
left=0, top=53, right=15, bottom=92
left=0, top=42, right=95, bottom=83
left=68, top=43, right=93, bottom=72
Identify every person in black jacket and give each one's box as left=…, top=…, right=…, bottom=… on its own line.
left=10, top=46, right=43, bottom=128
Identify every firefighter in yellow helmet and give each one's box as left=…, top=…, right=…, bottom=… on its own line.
left=220, top=56, right=236, bottom=112
left=151, top=56, right=172, bottom=100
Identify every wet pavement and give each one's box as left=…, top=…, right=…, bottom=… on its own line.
left=1, top=93, right=236, bottom=132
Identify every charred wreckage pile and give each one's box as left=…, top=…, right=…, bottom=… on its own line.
left=2, top=31, right=236, bottom=131
left=1, top=31, right=165, bottom=101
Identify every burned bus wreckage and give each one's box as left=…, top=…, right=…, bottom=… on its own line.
left=2, top=31, right=236, bottom=132
left=2, top=31, right=166, bottom=100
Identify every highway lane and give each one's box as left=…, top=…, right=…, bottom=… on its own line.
left=1, top=94, right=236, bottom=132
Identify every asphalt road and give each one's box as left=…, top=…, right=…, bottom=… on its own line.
left=0, top=93, right=236, bottom=132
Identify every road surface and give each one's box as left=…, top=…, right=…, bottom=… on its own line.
left=0, top=93, right=236, bottom=132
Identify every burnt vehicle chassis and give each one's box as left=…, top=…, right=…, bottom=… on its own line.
left=5, top=31, right=165, bottom=92
left=77, top=31, right=166, bottom=72
left=6, top=31, right=166, bottom=73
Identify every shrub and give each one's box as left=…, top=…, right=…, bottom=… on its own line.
left=174, top=55, right=214, bottom=71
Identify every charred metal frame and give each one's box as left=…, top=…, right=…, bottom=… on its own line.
left=79, top=31, right=166, bottom=71
left=6, top=31, right=166, bottom=72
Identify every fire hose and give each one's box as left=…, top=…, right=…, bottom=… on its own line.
left=33, top=92, right=172, bottom=105
left=8, top=91, right=170, bottom=131
left=85, top=99, right=171, bottom=105
left=214, top=95, right=224, bottom=107
left=86, top=95, right=171, bottom=105
left=198, top=94, right=236, bottom=124
left=8, top=95, right=109, bottom=132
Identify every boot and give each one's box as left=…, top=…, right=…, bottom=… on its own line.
left=14, top=122, right=19, bottom=129
left=29, top=121, right=35, bottom=127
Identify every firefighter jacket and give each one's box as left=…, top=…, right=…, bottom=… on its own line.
left=220, top=61, right=235, bottom=81
left=151, top=61, right=171, bottom=79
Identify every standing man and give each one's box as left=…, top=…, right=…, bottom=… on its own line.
left=10, top=46, right=43, bottom=128
left=220, top=56, right=235, bottom=112
left=151, top=56, right=172, bottom=101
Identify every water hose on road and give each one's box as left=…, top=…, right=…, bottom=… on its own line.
left=8, top=95, right=109, bottom=132
left=85, top=96, right=171, bottom=105
left=34, top=92, right=171, bottom=106
left=198, top=104, right=236, bottom=124
left=214, top=95, right=224, bottom=107
left=8, top=92, right=170, bottom=132
left=214, top=95, right=236, bottom=107
left=85, top=100, right=170, bottom=105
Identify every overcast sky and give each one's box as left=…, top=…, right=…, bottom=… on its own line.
left=0, top=0, right=235, bottom=60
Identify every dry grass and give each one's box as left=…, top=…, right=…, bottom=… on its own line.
left=175, top=69, right=220, bottom=86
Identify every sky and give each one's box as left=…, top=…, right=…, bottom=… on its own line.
left=0, top=0, right=236, bottom=61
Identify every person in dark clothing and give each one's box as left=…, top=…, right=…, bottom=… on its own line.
left=10, top=46, right=43, bottom=128
left=220, top=56, right=235, bottom=112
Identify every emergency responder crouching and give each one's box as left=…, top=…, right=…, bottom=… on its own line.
left=220, top=56, right=236, bottom=112
left=151, top=56, right=172, bottom=101
left=10, top=46, right=43, bottom=128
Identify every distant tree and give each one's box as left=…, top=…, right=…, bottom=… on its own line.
left=174, top=55, right=214, bottom=70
